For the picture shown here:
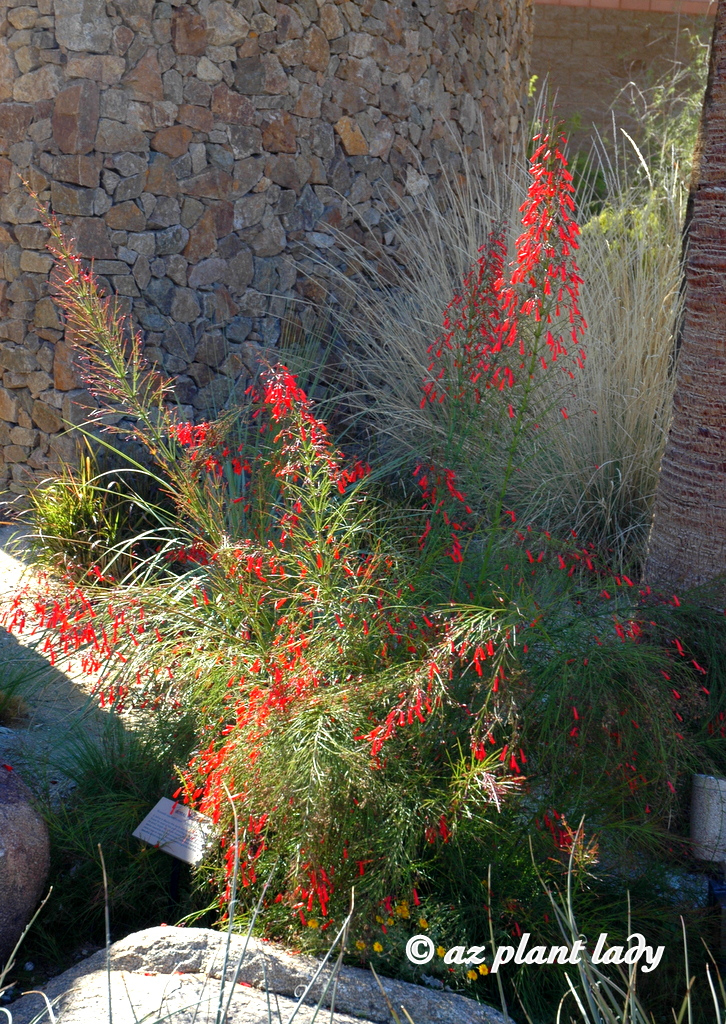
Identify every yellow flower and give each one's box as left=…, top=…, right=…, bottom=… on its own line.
left=479, top=964, right=489, bottom=976
left=436, top=946, right=446, bottom=958
left=356, top=940, right=366, bottom=951
left=395, top=902, right=410, bottom=918
left=375, top=915, right=384, bottom=924
left=373, top=942, right=383, bottom=953
left=307, top=919, right=319, bottom=929
left=467, top=970, right=478, bottom=981
left=386, top=917, right=394, bottom=926
left=418, top=917, right=428, bottom=929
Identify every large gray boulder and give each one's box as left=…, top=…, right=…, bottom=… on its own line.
left=7, top=926, right=508, bottom=1024
left=0, top=764, right=50, bottom=967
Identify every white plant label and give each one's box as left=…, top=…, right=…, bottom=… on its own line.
left=133, top=797, right=214, bottom=865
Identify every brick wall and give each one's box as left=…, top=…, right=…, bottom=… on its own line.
left=532, top=3, right=711, bottom=145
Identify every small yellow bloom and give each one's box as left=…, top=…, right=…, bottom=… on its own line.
left=436, top=946, right=446, bottom=958
left=418, top=917, right=428, bottom=929
left=479, top=964, right=489, bottom=976
left=375, top=915, right=384, bottom=924
left=386, top=916, right=394, bottom=926
left=373, top=942, right=383, bottom=953
left=467, top=970, right=478, bottom=981
left=395, top=903, right=410, bottom=919
left=356, top=940, right=366, bottom=951
left=307, top=919, right=319, bottom=929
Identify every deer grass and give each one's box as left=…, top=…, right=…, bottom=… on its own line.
left=0, top=660, right=58, bottom=726
left=26, top=439, right=178, bottom=584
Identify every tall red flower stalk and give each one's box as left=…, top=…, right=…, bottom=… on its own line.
left=420, top=132, right=587, bottom=580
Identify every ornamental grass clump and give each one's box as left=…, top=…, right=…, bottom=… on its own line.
left=27, top=441, right=177, bottom=582
left=7, top=133, right=725, bottom=1022
left=415, top=132, right=586, bottom=565
left=327, top=123, right=685, bottom=569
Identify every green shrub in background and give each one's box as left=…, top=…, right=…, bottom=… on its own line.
left=617, top=30, right=710, bottom=189
left=27, top=439, right=179, bottom=584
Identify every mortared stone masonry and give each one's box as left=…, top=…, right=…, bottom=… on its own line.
left=0, top=0, right=531, bottom=500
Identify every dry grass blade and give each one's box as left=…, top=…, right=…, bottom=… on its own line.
left=563, top=973, right=592, bottom=1022
left=284, top=897, right=355, bottom=1024
left=318, top=137, right=524, bottom=465
left=529, top=828, right=651, bottom=1024
left=486, top=865, right=511, bottom=1024
left=678, top=916, right=693, bottom=1024
left=215, top=783, right=241, bottom=1024
left=0, top=889, right=52, bottom=993
left=702, top=937, right=726, bottom=1014
left=17, top=992, right=58, bottom=1024
left=368, top=965, right=403, bottom=1024
left=539, top=144, right=683, bottom=564
left=705, top=964, right=724, bottom=1023
left=98, top=845, right=113, bottom=1024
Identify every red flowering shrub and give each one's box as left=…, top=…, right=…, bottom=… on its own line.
left=6, top=136, right=721, bottom=991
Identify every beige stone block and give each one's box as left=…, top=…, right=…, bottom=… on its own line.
left=302, top=26, right=330, bottom=72
left=171, top=6, right=208, bottom=56
left=206, top=2, right=249, bottom=46
left=4, top=445, right=29, bottom=463
left=8, top=8, right=38, bottom=32
left=0, top=386, right=18, bottom=423
left=19, top=251, right=53, bottom=274
left=55, top=0, right=113, bottom=51
left=34, top=297, right=61, bottom=330
left=105, top=201, right=147, bottom=232
left=319, top=3, right=344, bottom=39
left=151, top=124, right=193, bottom=158
left=13, top=64, right=63, bottom=102
left=9, top=426, right=37, bottom=446
left=0, top=40, right=19, bottom=100
left=122, top=47, right=164, bottom=101
left=66, top=55, right=126, bottom=83
left=52, top=80, right=100, bottom=155
left=53, top=341, right=78, bottom=391
left=334, top=116, right=368, bottom=155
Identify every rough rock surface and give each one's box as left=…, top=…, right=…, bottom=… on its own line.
left=7, top=926, right=507, bottom=1024
left=0, top=0, right=531, bottom=500
left=0, top=764, right=50, bottom=965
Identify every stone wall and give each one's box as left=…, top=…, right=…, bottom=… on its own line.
left=0, top=0, right=531, bottom=501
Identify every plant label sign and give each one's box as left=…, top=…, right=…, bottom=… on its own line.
left=133, top=798, right=213, bottom=865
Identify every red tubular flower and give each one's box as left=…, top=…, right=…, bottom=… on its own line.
left=170, top=421, right=212, bottom=449
left=422, top=130, right=586, bottom=419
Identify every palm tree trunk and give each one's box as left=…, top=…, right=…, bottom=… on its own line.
left=644, top=0, right=726, bottom=590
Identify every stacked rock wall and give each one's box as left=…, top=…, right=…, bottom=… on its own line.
left=0, top=0, right=531, bottom=501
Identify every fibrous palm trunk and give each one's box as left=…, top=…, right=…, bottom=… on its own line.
left=644, top=0, right=726, bottom=589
